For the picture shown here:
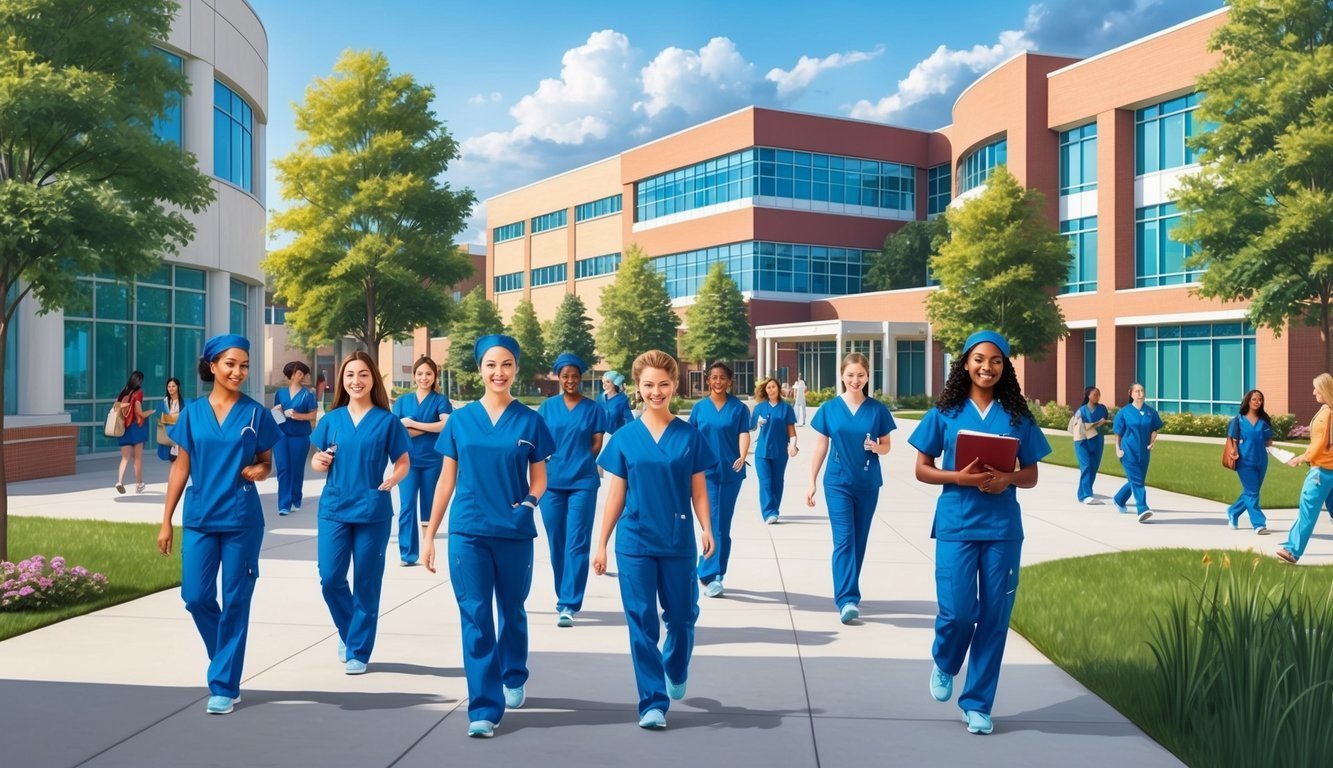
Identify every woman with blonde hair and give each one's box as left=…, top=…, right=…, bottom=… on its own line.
left=1276, top=373, right=1333, bottom=564
left=751, top=376, right=798, bottom=524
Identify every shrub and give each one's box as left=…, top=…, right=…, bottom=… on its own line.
left=805, top=387, right=838, bottom=408
left=0, top=556, right=107, bottom=611
left=1026, top=400, right=1073, bottom=431
left=1278, top=417, right=1305, bottom=440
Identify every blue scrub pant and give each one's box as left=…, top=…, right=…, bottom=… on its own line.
left=616, top=552, right=698, bottom=716
left=1226, top=460, right=1268, bottom=529
left=1280, top=468, right=1333, bottom=560
left=697, top=479, right=742, bottom=584
left=756, top=455, right=789, bottom=521
left=181, top=526, right=263, bottom=698
left=318, top=516, right=391, bottom=664
left=396, top=463, right=442, bottom=564
left=1113, top=455, right=1150, bottom=511
left=448, top=533, right=533, bottom=724
left=274, top=433, right=309, bottom=512
left=826, top=483, right=878, bottom=609
left=1074, top=438, right=1102, bottom=502
left=540, top=487, right=597, bottom=613
left=932, top=538, right=1022, bottom=715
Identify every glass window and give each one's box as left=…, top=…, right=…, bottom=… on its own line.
left=493, top=271, right=524, bottom=293
left=1083, top=329, right=1097, bottom=390
left=575, top=194, right=623, bottom=222
left=1136, top=322, right=1255, bottom=414
left=1135, top=92, right=1206, bottom=175
left=493, top=221, right=525, bottom=243
left=926, top=164, right=951, bottom=216
left=175, top=267, right=206, bottom=291
left=1059, top=123, right=1097, bottom=195
left=95, top=282, right=131, bottom=321
left=896, top=339, right=926, bottom=396
left=574, top=252, right=622, bottom=280
left=530, top=209, right=568, bottom=234
left=650, top=241, right=873, bottom=300
left=959, top=138, right=1007, bottom=194
left=175, top=291, right=206, bottom=326
left=530, top=263, right=567, bottom=288
left=152, top=48, right=183, bottom=147
left=94, top=323, right=131, bottom=399
left=136, top=286, right=171, bottom=324
left=1135, top=203, right=1201, bottom=287
left=213, top=80, right=254, bottom=192
left=229, top=278, right=247, bottom=336
left=1060, top=217, right=1098, bottom=294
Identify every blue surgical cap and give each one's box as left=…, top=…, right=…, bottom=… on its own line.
left=551, top=352, right=588, bottom=376
left=200, top=333, right=250, bottom=363
left=962, top=329, right=1011, bottom=359
left=474, top=334, right=521, bottom=366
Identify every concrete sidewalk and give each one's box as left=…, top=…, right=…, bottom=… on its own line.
left=0, top=419, right=1316, bottom=767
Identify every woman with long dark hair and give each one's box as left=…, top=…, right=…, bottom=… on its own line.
left=115, top=370, right=156, bottom=494
left=274, top=361, right=318, bottom=516
left=751, top=376, right=798, bottom=524
left=156, top=377, right=183, bottom=463
left=1073, top=386, right=1109, bottom=504
left=689, top=362, right=750, bottom=597
left=1225, top=389, right=1273, bottom=534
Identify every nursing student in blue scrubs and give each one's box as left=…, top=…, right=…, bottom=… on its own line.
left=273, top=361, right=318, bottom=516
left=597, top=371, right=634, bottom=434
left=751, top=376, right=799, bottom=524
left=309, top=351, right=411, bottom=675
left=1112, top=382, right=1163, bottom=522
left=391, top=356, right=452, bottom=566
left=1225, top=389, right=1273, bottom=534
left=909, top=330, right=1051, bottom=737
left=423, top=334, right=554, bottom=739
left=157, top=334, right=279, bottom=715
left=537, top=352, right=606, bottom=627
left=806, top=352, right=895, bottom=624
left=1073, top=386, right=1110, bottom=505
left=690, top=362, right=751, bottom=598
left=593, top=349, right=715, bottom=730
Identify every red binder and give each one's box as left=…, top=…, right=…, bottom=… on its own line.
left=955, top=430, right=1020, bottom=472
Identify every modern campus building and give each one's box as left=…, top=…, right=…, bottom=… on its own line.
left=4, top=0, right=269, bottom=478
left=483, top=7, right=1322, bottom=422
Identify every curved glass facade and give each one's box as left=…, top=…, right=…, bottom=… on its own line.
left=959, top=138, right=1007, bottom=194
left=213, top=80, right=254, bottom=192
left=653, top=241, right=873, bottom=299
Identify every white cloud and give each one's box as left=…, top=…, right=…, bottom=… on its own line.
left=468, top=91, right=503, bottom=105
left=767, top=46, right=884, bottom=100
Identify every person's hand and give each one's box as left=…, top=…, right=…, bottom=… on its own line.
left=788, top=444, right=798, bottom=457
left=981, top=466, right=1013, bottom=495
left=955, top=458, right=989, bottom=488
left=1116, top=448, right=1125, bottom=458
left=422, top=540, right=437, bottom=573
left=806, top=485, right=817, bottom=507
left=400, top=417, right=414, bottom=428
left=157, top=522, right=174, bottom=556
left=1228, top=449, right=1240, bottom=463
left=699, top=531, right=715, bottom=559
left=312, top=450, right=334, bottom=471
left=593, top=546, right=608, bottom=576
left=1287, top=456, right=1304, bottom=467
left=1147, top=442, right=1155, bottom=451
left=863, top=436, right=876, bottom=452
left=240, top=462, right=269, bottom=482
left=378, top=478, right=397, bottom=491
left=732, top=457, right=745, bottom=472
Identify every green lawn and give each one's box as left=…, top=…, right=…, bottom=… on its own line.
left=1041, top=433, right=1306, bottom=508
left=0, top=517, right=182, bottom=641
left=1012, top=550, right=1333, bottom=767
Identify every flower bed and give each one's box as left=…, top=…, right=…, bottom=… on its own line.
left=1, top=555, right=108, bottom=611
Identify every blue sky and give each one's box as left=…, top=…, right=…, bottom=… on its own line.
left=249, top=0, right=1223, bottom=243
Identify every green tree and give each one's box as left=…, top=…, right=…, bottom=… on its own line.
left=926, top=166, right=1070, bottom=359
left=266, top=49, right=475, bottom=352
left=545, top=292, right=597, bottom=365
left=1175, top=0, right=1333, bottom=369
left=681, top=263, right=750, bottom=367
left=507, top=298, right=548, bottom=392
left=0, top=0, right=215, bottom=560
left=446, top=286, right=504, bottom=397
left=866, top=217, right=949, bottom=291
left=596, top=245, right=680, bottom=373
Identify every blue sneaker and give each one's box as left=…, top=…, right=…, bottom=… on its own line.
left=467, top=720, right=496, bottom=738
left=704, top=578, right=724, bottom=598
left=205, top=695, right=235, bottom=714
left=278, top=508, right=290, bottom=517
left=666, top=675, right=687, bottom=701
left=1227, top=516, right=1239, bottom=530
left=963, top=710, right=994, bottom=734
left=557, top=608, right=574, bottom=628
left=929, top=664, right=953, bottom=702
left=638, top=708, right=667, bottom=729
left=1114, top=502, right=1128, bottom=514
left=503, top=684, right=526, bottom=709
left=337, top=639, right=347, bottom=663
left=839, top=603, right=860, bottom=624
left=345, top=659, right=367, bottom=675
left=1137, top=510, right=1153, bottom=523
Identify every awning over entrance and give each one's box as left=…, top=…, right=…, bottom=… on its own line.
left=754, top=319, right=932, bottom=399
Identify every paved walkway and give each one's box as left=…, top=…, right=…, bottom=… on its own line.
left=0, top=419, right=1316, bottom=767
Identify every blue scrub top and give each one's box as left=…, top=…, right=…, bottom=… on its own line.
left=169, top=395, right=280, bottom=531
left=274, top=386, right=317, bottom=437
left=1078, top=403, right=1109, bottom=445
left=391, top=390, right=452, bottom=468
left=810, top=396, right=897, bottom=490
left=1232, top=415, right=1273, bottom=466
left=597, top=418, right=715, bottom=558
left=597, top=391, right=634, bottom=434
left=908, top=403, right=1051, bottom=541
left=537, top=395, right=606, bottom=491
left=751, top=400, right=797, bottom=459
left=690, top=395, right=750, bottom=484
left=310, top=407, right=411, bottom=524
left=1112, top=404, right=1163, bottom=466
left=435, top=400, right=556, bottom=539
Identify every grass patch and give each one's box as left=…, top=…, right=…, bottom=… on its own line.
left=1013, top=549, right=1333, bottom=767
left=0, top=517, right=182, bottom=641
left=1041, top=433, right=1305, bottom=508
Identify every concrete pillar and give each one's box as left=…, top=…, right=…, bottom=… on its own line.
left=207, top=270, right=230, bottom=338
left=17, top=292, right=65, bottom=417
left=925, top=323, right=935, bottom=395
left=184, top=58, right=214, bottom=169
left=881, top=322, right=892, bottom=398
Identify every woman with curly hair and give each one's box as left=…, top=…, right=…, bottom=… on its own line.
left=908, top=330, right=1050, bottom=736
left=1225, top=389, right=1273, bottom=534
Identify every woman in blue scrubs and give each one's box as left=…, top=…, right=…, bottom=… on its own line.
left=1225, top=389, right=1273, bottom=534
left=597, top=371, right=633, bottom=434
left=1073, top=386, right=1110, bottom=505
left=537, top=352, right=606, bottom=627
left=309, top=351, right=411, bottom=676
left=1112, top=383, right=1163, bottom=522
left=423, top=334, right=554, bottom=739
left=391, top=356, right=452, bottom=566
left=157, top=334, right=279, bottom=715
left=274, top=361, right=318, bottom=516
left=593, top=349, right=715, bottom=730
left=806, top=352, right=895, bottom=624
left=690, top=362, right=751, bottom=597
left=909, top=330, right=1050, bottom=737
left=751, top=376, right=798, bottom=524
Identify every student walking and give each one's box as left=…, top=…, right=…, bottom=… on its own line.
left=690, top=362, right=750, bottom=598
left=273, top=361, right=318, bottom=516
left=156, top=377, right=183, bottom=463
left=1112, top=383, right=1163, bottom=522
left=1073, top=386, right=1109, bottom=504
left=115, top=370, right=156, bottom=494
left=1277, top=374, right=1333, bottom=564
left=391, top=356, right=451, bottom=566
left=751, top=376, right=798, bottom=524
left=597, top=370, right=634, bottom=434
left=1225, top=389, right=1273, bottom=534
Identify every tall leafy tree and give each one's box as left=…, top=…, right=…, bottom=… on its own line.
left=681, top=263, right=750, bottom=367
left=1175, top=0, right=1333, bottom=369
left=266, top=49, right=475, bottom=351
left=507, top=298, right=548, bottom=392
left=0, top=0, right=215, bottom=560
left=596, top=245, right=680, bottom=373
left=926, top=166, right=1070, bottom=359
left=545, top=292, right=596, bottom=365
left=865, top=217, right=949, bottom=291
left=445, top=286, right=503, bottom=397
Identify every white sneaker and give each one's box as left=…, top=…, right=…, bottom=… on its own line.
left=1081, top=497, right=1099, bottom=506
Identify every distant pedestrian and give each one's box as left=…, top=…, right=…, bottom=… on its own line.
left=115, top=370, right=156, bottom=494
left=1225, top=389, right=1273, bottom=534
left=1112, top=383, right=1162, bottom=522
left=597, top=370, right=633, bottom=434
left=156, top=377, right=183, bottom=463
left=1073, top=386, right=1109, bottom=504
left=751, top=376, right=798, bottom=524
left=690, top=362, right=750, bottom=598
left=1277, top=373, right=1333, bottom=565
left=792, top=376, right=808, bottom=426
left=391, top=356, right=451, bottom=566
left=274, top=361, right=318, bottom=516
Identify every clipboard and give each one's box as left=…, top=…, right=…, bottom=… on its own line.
left=955, top=430, right=1019, bottom=471
left=270, top=404, right=287, bottom=425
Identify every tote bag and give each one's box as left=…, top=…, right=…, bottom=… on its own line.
left=104, top=402, right=126, bottom=438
